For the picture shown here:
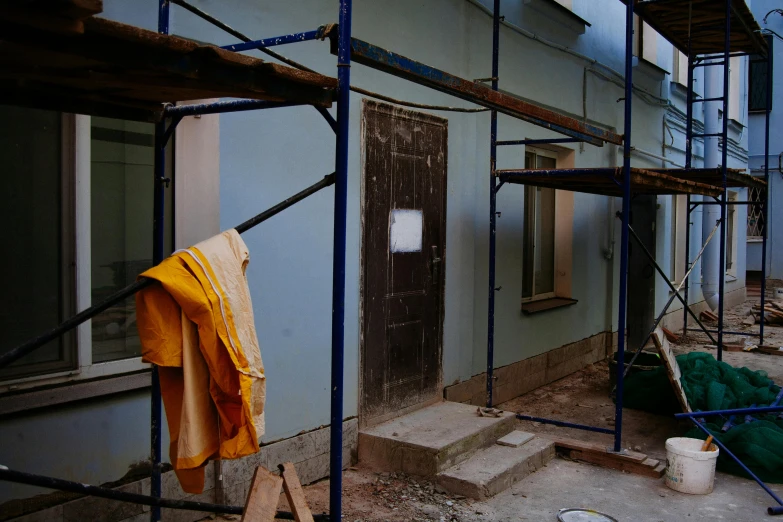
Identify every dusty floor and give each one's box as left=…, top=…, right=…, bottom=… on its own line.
left=202, top=299, right=783, bottom=522
left=502, top=298, right=783, bottom=460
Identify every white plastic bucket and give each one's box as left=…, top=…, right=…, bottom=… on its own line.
left=665, top=437, right=719, bottom=494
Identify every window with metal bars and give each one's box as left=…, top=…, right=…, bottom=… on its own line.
left=747, top=186, right=766, bottom=239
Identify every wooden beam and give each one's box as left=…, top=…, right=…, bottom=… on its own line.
left=241, top=466, right=283, bottom=522
left=279, top=462, right=314, bottom=522
left=553, top=437, right=666, bottom=478
left=652, top=329, right=692, bottom=414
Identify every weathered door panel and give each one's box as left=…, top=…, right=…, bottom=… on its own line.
left=361, top=101, right=447, bottom=424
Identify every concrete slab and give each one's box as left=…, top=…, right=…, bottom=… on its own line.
left=479, top=457, right=783, bottom=522
left=436, top=437, right=555, bottom=500
left=496, top=431, right=535, bottom=448
left=359, top=401, right=515, bottom=476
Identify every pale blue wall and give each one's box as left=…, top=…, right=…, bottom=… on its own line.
left=749, top=0, right=783, bottom=280
left=1, top=0, right=756, bottom=504
left=0, top=391, right=164, bottom=503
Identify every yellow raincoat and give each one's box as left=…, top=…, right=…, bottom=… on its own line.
left=136, top=229, right=265, bottom=494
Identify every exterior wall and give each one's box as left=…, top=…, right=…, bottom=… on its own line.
left=749, top=1, right=783, bottom=280
left=445, top=331, right=617, bottom=405
left=6, top=420, right=358, bottom=522
left=0, top=0, right=754, bottom=509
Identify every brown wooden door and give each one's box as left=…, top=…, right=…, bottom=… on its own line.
left=361, top=101, right=447, bottom=424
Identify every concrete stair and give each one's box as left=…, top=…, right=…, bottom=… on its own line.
left=359, top=401, right=516, bottom=476
left=436, top=432, right=555, bottom=500
left=359, top=402, right=554, bottom=500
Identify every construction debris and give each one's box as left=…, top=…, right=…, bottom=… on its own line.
left=476, top=407, right=503, bottom=418
left=553, top=437, right=665, bottom=479
left=652, top=328, right=692, bottom=413
left=662, top=327, right=680, bottom=343
left=700, top=310, right=719, bottom=323
left=747, top=301, right=783, bottom=325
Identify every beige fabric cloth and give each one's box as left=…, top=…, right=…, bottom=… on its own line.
left=136, top=229, right=265, bottom=493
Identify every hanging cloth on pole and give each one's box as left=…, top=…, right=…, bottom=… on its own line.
left=136, top=229, right=266, bottom=494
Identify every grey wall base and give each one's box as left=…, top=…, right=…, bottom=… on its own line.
left=8, top=419, right=358, bottom=522
left=661, top=286, right=746, bottom=332
left=445, top=332, right=617, bottom=406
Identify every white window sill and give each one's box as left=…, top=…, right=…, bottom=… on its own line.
left=633, top=56, right=670, bottom=82
left=0, top=370, right=151, bottom=415
left=0, top=357, right=150, bottom=394
left=522, top=0, right=590, bottom=34
left=521, top=297, right=578, bottom=315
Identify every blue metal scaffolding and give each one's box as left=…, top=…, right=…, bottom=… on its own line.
left=0, top=0, right=775, bottom=519
left=0, top=0, right=352, bottom=520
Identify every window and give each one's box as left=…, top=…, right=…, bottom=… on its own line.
left=670, top=195, right=687, bottom=285
left=726, top=192, right=737, bottom=274
left=633, top=15, right=658, bottom=64
left=749, top=54, right=772, bottom=112
left=673, top=49, right=689, bottom=86
left=0, top=107, right=75, bottom=380
left=747, top=186, right=766, bottom=239
left=729, top=56, right=742, bottom=122
left=522, top=150, right=557, bottom=301
left=0, top=108, right=173, bottom=386
left=90, top=117, right=173, bottom=363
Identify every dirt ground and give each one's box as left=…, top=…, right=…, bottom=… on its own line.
left=201, top=467, right=485, bottom=521
left=503, top=298, right=783, bottom=461
left=200, top=299, right=783, bottom=521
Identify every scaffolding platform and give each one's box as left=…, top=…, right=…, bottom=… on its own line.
left=624, top=0, right=768, bottom=56
left=495, top=166, right=766, bottom=197
left=0, top=3, right=336, bottom=122
left=328, top=33, right=623, bottom=147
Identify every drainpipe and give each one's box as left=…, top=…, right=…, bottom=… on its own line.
left=701, top=64, right=722, bottom=310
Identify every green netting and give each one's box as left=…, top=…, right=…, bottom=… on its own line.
left=624, top=351, right=783, bottom=483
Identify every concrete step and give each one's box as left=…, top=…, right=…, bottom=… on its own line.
left=436, top=432, right=555, bottom=500
left=359, top=401, right=516, bottom=476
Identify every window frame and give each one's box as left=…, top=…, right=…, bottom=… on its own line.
left=669, top=194, right=687, bottom=287
left=672, top=49, right=689, bottom=87
left=1, top=108, right=219, bottom=397
left=522, top=147, right=559, bottom=303
left=0, top=115, right=155, bottom=393
left=0, top=112, right=78, bottom=381
left=747, top=186, right=765, bottom=240
left=749, top=53, right=772, bottom=113
left=725, top=191, right=738, bottom=276
left=728, top=56, right=742, bottom=123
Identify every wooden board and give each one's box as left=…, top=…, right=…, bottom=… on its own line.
left=496, top=167, right=723, bottom=198
left=553, top=437, right=665, bottom=479
left=647, top=168, right=766, bottom=191
left=279, top=462, right=314, bottom=522
left=0, top=7, right=336, bottom=121
left=652, top=328, right=692, bottom=414
left=755, top=346, right=783, bottom=357
left=241, top=466, right=283, bottom=522
left=620, top=0, right=768, bottom=56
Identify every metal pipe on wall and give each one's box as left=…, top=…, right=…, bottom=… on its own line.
left=486, top=0, right=500, bottom=408
left=152, top=3, right=170, bottom=520
left=717, top=0, right=732, bottom=362
left=330, top=0, right=352, bottom=519
left=614, top=0, right=634, bottom=453
left=760, top=36, right=773, bottom=346
left=683, top=44, right=694, bottom=336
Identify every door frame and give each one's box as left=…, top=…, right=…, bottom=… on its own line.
left=358, top=99, right=448, bottom=428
